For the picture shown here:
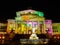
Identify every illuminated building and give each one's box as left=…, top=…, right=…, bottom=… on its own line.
left=15, top=9, right=46, bottom=34
left=0, top=23, right=7, bottom=34
left=7, top=19, right=16, bottom=33
left=45, top=20, right=53, bottom=35
left=7, top=9, right=54, bottom=35
left=52, top=23, right=60, bottom=35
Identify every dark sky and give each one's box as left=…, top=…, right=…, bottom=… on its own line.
left=0, top=0, right=59, bottom=23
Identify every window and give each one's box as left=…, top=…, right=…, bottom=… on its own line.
left=0, top=26, right=7, bottom=32
left=53, top=26, right=58, bottom=32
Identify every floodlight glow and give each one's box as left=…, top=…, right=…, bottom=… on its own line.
left=32, top=27, right=36, bottom=33
left=33, top=11, right=44, bottom=17
left=45, top=20, right=53, bottom=34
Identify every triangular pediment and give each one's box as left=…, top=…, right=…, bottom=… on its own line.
left=16, top=9, right=44, bottom=17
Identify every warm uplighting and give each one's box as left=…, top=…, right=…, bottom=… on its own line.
left=0, top=36, right=1, bottom=39
left=57, top=36, right=60, bottom=39
left=2, top=36, right=5, bottom=39
left=54, top=36, right=56, bottom=39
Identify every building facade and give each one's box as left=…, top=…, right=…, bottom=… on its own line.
left=45, top=20, right=53, bottom=35
left=7, top=9, right=53, bottom=35
left=52, top=23, right=60, bottom=35
left=0, top=23, right=7, bottom=34
left=7, top=19, right=16, bottom=33
left=15, top=10, right=46, bottom=34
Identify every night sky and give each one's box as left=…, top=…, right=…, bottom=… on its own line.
left=0, top=0, right=59, bottom=23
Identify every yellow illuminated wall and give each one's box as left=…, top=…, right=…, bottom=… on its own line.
left=52, top=23, right=60, bottom=34
left=21, top=23, right=27, bottom=34
left=7, top=19, right=16, bottom=33
left=22, top=15, right=30, bottom=21
left=0, top=23, right=7, bottom=32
